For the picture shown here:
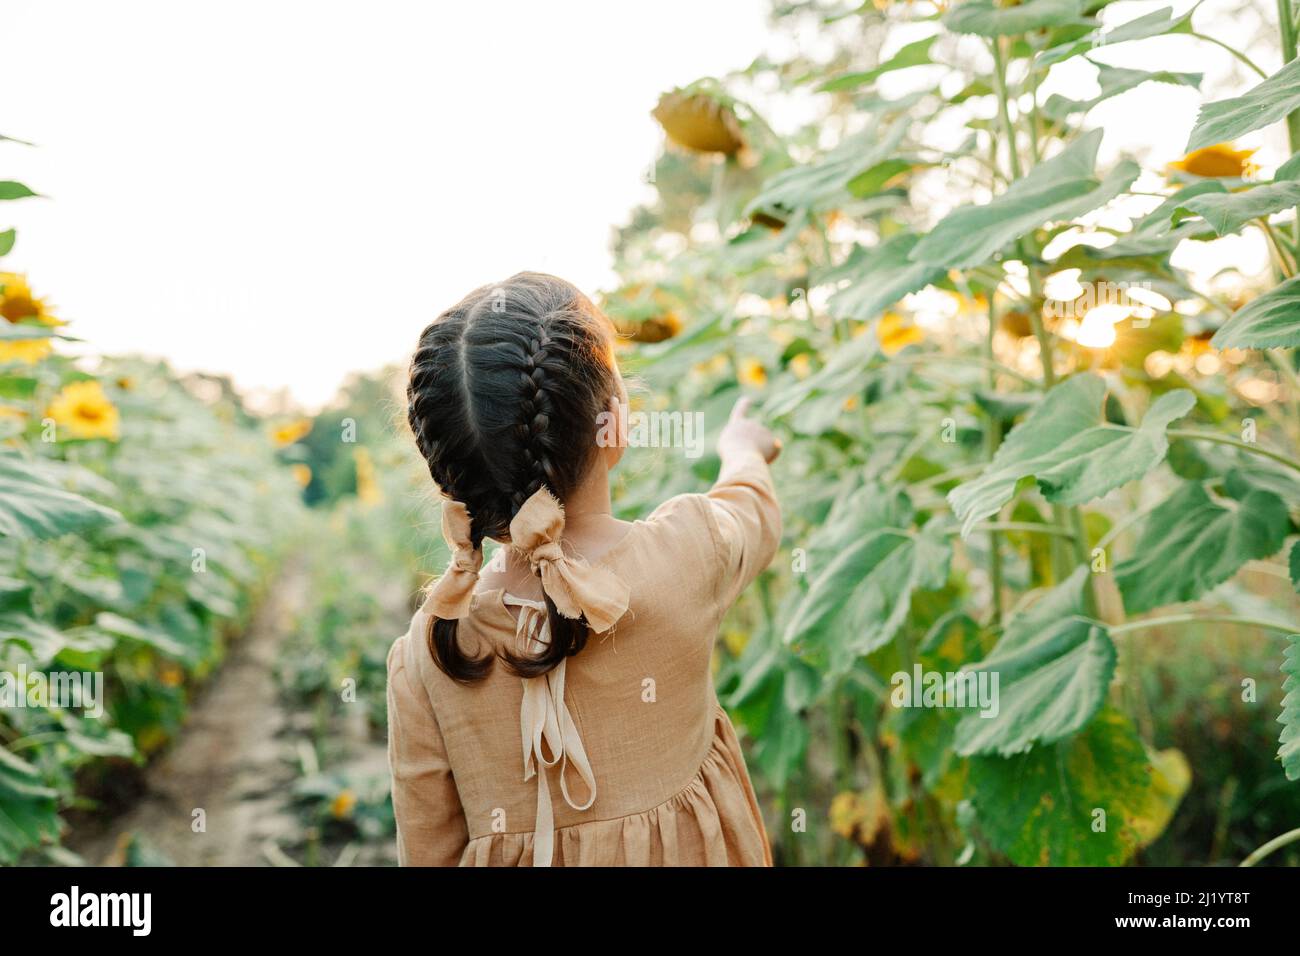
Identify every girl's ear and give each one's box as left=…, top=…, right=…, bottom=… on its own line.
left=602, top=393, right=626, bottom=469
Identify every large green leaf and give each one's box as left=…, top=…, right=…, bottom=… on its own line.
left=953, top=567, right=1114, bottom=756
left=783, top=491, right=950, bottom=674
left=826, top=232, right=946, bottom=321
left=1281, top=633, right=1300, bottom=781
left=0, top=613, right=71, bottom=667
left=948, top=374, right=1195, bottom=536
left=968, top=709, right=1178, bottom=865
left=1042, top=65, right=1201, bottom=122
left=1171, top=179, right=1300, bottom=236
left=944, top=0, right=1087, bottom=37
left=1187, top=56, right=1300, bottom=152
left=1277, top=150, right=1300, bottom=180
left=1211, top=273, right=1300, bottom=349
left=0, top=454, right=120, bottom=540
left=1074, top=181, right=1223, bottom=260
left=746, top=118, right=909, bottom=215
left=1036, top=4, right=1197, bottom=67
left=1115, top=477, right=1288, bottom=613
left=0, top=747, right=60, bottom=864
left=819, top=36, right=937, bottom=92
left=910, top=130, right=1138, bottom=269
left=93, top=612, right=195, bottom=661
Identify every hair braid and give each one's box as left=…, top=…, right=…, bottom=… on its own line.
left=514, top=323, right=559, bottom=511
left=405, top=272, right=620, bottom=682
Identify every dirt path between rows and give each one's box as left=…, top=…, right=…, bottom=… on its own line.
left=70, top=557, right=310, bottom=866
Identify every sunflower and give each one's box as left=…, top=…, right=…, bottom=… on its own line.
left=877, top=311, right=924, bottom=355
left=0, top=273, right=62, bottom=326
left=737, top=357, right=768, bottom=388
left=652, top=89, right=745, bottom=155
left=999, top=309, right=1034, bottom=338
left=353, top=446, right=382, bottom=506
left=0, top=337, right=53, bottom=365
left=612, top=311, right=682, bottom=343
left=45, top=380, right=121, bottom=441
left=291, top=463, right=312, bottom=488
left=789, top=353, right=813, bottom=379
left=1167, top=143, right=1257, bottom=179
left=330, top=789, right=357, bottom=820
left=271, top=418, right=312, bottom=446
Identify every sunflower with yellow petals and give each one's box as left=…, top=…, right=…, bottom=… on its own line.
left=878, top=311, right=925, bottom=355
left=1167, top=143, right=1258, bottom=179
left=271, top=418, right=313, bottom=446
left=0, top=273, right=62, bottom=365
left=45, top=380, right=121, bottom=441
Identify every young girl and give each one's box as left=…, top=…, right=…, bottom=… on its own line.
left=387, top=272, right=781, bottom=867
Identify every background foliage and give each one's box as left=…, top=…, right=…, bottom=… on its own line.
left=4, top=0, right=1300, bottom=867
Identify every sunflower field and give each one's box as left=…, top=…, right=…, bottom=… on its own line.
left=6, top=0, right=1300, bottom=871
left=604, top=0, right=1300, bottom=866
left=0, top=199, right=305, bottom=859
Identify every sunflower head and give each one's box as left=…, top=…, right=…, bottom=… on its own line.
left=0, top=337, right=53, bottom=365
left=271, top=418, right=313, bottom=446
left=737, top=357, right=768, bottom=388
left=353, top=446, right=382, bottom=506
left=1167, top=143, right=1258, bottom=179
left=878, top=311, right=924, bottom=355
left=0, top=273, right=62, bottom=326
left=652, top=88, right=745, bottom=155
left=45, top=380, right=121, bottom=441
left=330, top=789, right=357, bottom=820
left=999, top=309, right=1034, bottom=338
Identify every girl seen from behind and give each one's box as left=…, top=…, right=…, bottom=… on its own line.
left=388, top=271, right=782, bottom=866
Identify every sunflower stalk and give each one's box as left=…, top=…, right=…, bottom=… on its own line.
left=1278, top=0, right=1300, bottom=243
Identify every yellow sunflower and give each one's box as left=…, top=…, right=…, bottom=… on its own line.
left=737, top=357, right=768, bottom=388
left=45, top=380, right=121, bottom=441
left=353, top=446, right=382, bottom=506
left=652, top=89, right=745, bottom=155
left=1167, top=143, right=1257, bottom=179
left=330, top=789, right=357, bottom=820
left=0, top=273, right=62, bottom=326
left=291, top=463, right=312, bottom=488
left=271, top=418, right=312, bottom=446
left=877, top=311, right=924, bottom=355
left=0, top=337, right=53, bottom=365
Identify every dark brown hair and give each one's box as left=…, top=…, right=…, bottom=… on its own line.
left=406, top=272, right=620, bottom=683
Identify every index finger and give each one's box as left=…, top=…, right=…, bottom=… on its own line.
left=730, top=396, right=754, bottom=422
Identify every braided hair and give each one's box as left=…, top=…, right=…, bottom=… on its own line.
left=407, top=272, right=620, bottom=682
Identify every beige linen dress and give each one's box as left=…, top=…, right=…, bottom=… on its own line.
left=386, top=454, right=781, bottom=866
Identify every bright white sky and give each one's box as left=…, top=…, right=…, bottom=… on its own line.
left=2, top=0, right=1284, bottom=408
left=4, top=0, right=771, bottom=408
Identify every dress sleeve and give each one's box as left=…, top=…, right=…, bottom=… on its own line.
left=386, top=634, right=469, bottom=866
left=702, top=449, right=782, bottom=609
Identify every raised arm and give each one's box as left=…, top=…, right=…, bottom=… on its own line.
left=705, top=397, right=783, bottom=608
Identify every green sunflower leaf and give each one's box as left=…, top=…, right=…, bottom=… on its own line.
left=1187, top=56, right=1300, bottom=153
left=948, top=373, right=1195, bottom=537
left=1281, top=633, right=1300, bottom=781
left=1211, top=273, right=1300, bottom=349
left=952, top=567, right=1115, bottom=756
left=910, top=130, right=1138, bottom=270
left=968, top=709, right=1178, bottom=866
left=1115, top=478, right=1288, bottom=614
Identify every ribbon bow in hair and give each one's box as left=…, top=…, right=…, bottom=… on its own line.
left=508, top=488, right=630, bottom=634
left=426, top=499, right=484, bottom=619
